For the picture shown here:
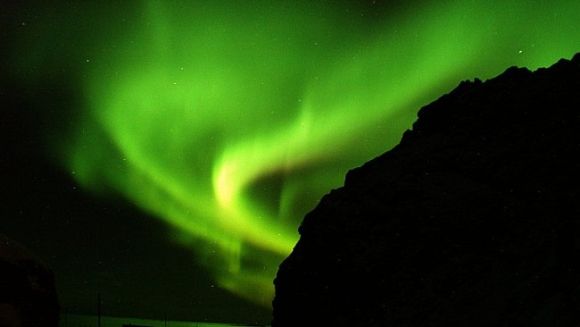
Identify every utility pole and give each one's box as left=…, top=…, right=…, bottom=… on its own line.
left=97, top=292, right=102, bottom=327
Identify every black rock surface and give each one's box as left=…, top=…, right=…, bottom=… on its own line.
left=0, top=235, right=60, bottom=327
left=273, top=53, right=580, bottom=326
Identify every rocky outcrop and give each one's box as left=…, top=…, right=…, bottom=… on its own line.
left=273, top=53, right=580, bottom=326
left=0, top=235, right=59, bottom=327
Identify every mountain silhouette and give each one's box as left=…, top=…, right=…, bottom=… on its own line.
left=273, top=53, right=580, bottom=326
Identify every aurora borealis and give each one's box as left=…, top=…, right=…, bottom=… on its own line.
left=2, top=0, right=580, bottom=322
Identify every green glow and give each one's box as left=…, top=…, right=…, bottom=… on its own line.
left=10, top=0, right=580, bottom=307
left=63, top=314, right=254, bottom=327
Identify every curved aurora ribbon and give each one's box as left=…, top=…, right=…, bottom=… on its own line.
left=11, top=0, right=580, bottom=307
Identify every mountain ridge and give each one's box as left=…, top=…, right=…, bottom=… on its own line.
left=273, top=53, right=580, bottom=326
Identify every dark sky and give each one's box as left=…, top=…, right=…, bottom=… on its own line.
left=0, top=1, right=418, bottom=324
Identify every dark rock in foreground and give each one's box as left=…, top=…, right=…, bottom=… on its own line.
left=0, top=235, right=59, bottom=327
left=273, top=53, right=580, bottom=326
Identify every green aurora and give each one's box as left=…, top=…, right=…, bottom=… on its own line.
left=9, top=0, right=580, bottom=307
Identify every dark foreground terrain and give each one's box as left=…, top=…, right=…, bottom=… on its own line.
left=273, top=53, right=580, bottom=326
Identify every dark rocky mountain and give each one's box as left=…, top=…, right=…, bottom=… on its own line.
left=273, top=53, right=580, bottom=326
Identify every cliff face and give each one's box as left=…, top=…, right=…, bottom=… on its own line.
left=273, top=54, right=580, bottom=326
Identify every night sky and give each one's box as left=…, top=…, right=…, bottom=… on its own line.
left=1, top=0, right=579, bottom=324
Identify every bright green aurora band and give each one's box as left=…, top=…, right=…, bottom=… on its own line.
left=14, top=0, right=580, bottom=307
